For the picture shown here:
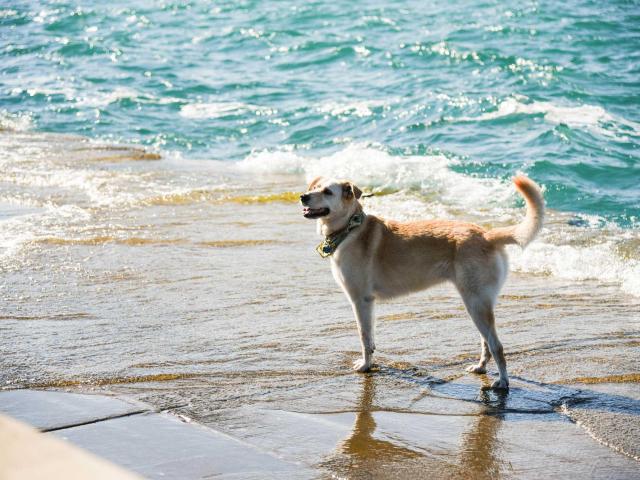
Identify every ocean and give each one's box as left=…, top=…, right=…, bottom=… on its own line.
left=1, top=0, right=639, bottom=294
left=1, top=1, right=639, bottom=477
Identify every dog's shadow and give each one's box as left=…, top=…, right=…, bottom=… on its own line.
left=375, top=363, right=554, bottom=413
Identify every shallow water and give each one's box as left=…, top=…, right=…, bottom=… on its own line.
left=2, top=0, right=640, bottom=293
left=1, top=0, right=640, bottom=477
left=1, top=132, right=639, bottom=477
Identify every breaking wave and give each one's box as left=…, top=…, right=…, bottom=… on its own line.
left=468, top=97, right=640, bottom=138
left=238, top=143, right=640, bottom=296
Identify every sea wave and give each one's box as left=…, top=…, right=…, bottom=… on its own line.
left=238, top=143, right=514, bottom=212
left=508, top=240, right=640, bottom=297
left=238, top=143, right=640, bottom=296
left=469, top=97, right=640, bottom=137
left=180, top=102, right=258, bottom=119
left=316, top=100, right=388, bottom=118
left=0, top=110, right=33, bottom=131
left=0, top=204, right=90, bottom=266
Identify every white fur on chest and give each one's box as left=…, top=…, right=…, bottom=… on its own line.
left=328, top=235, right=369, bottom=299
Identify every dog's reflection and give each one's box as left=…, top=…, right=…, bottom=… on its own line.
left=336, top=374, right=421, bottom=461
left=458, top=386, right=507, bottom=479
left=324, top=374, right=505, bottom=479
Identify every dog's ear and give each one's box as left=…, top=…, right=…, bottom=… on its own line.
left=307, top=176, right=323, bottom=191
left=342, top=182, right=362, bottom=200
left=353, top=184, right=363, bottom=199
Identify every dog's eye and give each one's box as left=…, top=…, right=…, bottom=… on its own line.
left=323, top=188, right=333, bottom=196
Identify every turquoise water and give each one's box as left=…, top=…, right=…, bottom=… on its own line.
left=2, top=3, right=640, bottom=470
left=1, top=0, right=639, bottom=226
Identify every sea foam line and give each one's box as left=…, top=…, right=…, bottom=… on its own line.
left=468, top=97, right=640, bottom=137
left=237, top=143, right=640, bottom=296
left=238, top=143, right=513, bottom=210
left=0, top=110, right=33, bottom=132
left=508, top=241, right=640, bottom=297
left=179, top=102, right=279, bottom=119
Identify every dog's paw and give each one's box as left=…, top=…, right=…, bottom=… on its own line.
left=353, top=359, right=372, bottom=373
left=491, top=378, right=509, bottom=390
left=466, top=364, right=487, bottom=374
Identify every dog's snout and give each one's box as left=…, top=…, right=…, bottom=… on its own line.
left=300, top=193, right=310, bottom=204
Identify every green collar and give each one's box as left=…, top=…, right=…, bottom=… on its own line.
left=316, top=212, right=366, bottom=258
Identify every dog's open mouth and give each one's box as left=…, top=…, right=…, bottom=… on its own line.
left=303, top=207, right=330, bottom=219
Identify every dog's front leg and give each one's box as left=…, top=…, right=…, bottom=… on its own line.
left=351, top=296, right=375, bottom=372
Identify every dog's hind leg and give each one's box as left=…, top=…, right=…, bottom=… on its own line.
left=350, top=296, right=375, bottom=373
left=456, top=248, right=509, bottom=389
left=466, top=337, right=491, bottom=374
left=459, top=293, right=509, bottom=389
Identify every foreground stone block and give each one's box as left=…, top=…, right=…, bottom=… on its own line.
left=0, top=390, right=147, bottom=431
left=0, top=414, right=141, bottom=480
left=55, top=411, right=312, bottom=479
left=0, top=389, right=313, bottom=479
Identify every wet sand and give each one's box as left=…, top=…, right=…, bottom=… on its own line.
left=1, top=131, right=639, bottom=478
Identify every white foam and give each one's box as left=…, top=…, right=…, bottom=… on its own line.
left=238, top=143, right=513, bottom=212
left=76, top=87, right=141, bottom=107
left=238, top=143, right=640, bottom=296
left=180, top=102, right=256, bottom=119
left=478, top=98, right=611, bottom=127
left=472, top=97, right=640, bottom=137
left=0, top=9, right=19, bottom=18
left=508, top=240, right=640, bottom=296
left=11, top=84, right=184, bottom=109
left=0, top=110, right=33, bottom=131
left=317, top=100, right=386, bottom=117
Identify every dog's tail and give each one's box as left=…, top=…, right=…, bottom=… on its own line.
left=485, top=175, right=544, bottom=248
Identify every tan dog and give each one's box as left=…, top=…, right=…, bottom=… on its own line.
left=300, top=175, right=544, bottom=389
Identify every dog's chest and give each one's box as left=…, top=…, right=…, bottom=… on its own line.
left=329, top=252, right=348, bottom=287
left=329, top=242, right=364, bottom=289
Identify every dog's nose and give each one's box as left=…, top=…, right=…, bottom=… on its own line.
left=300, top=193, right=310, bottom=204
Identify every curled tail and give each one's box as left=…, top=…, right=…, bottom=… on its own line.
left=485, top=175, right=544, bottom=248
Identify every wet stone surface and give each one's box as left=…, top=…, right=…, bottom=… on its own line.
left=0, top=389, right=147, bottom=431
left=219, top=373, right=640, bottom=479
left=1, top=132, right=639, bottom=478
left=0, top=390, right=313, bottom=480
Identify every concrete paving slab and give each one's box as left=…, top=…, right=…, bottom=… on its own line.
left=0, top=389, right=313, bottom=479
left=54, top=411, right=314, bottom=480
left=0, top=389, right=148, bottom=431
left=0, top=414, right=142, bottom=480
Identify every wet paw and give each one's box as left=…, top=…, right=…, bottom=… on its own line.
left=491, top=378, right=509, bottom=390
left=466, top=364, right=487, bottom=374
left=353, top=359, right=372, bottom=373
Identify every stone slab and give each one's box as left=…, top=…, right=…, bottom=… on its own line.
left=54, top=411, right=313, bottom=480
left=0, top=389, right=148, bottom=431
left=0, top=390, right=313, bottom=479
left=0, top=414, right=141, bottom=480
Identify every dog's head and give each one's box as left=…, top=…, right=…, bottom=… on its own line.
left=300, top=176, right=362, bottom=220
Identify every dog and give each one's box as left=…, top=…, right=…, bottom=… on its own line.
left=300, top=175, right=544, bottom=389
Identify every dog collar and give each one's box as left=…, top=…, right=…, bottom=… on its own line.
left=316, top=212, right=365, bottom=258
